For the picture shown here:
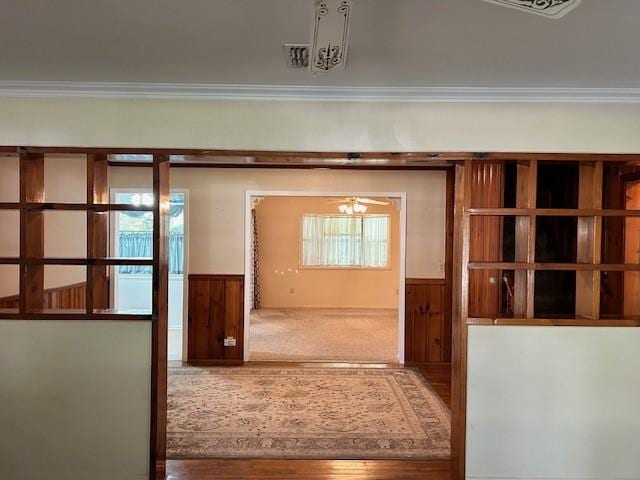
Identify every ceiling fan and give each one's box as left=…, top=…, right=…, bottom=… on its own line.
left=329, top=196, right=390, bottom=214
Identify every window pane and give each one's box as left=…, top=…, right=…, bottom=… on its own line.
left=363, top=215, right=389, bottom=267
left=301, top=214, right=389, bottom=268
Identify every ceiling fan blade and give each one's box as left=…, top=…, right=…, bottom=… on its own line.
left=328, top=199, right=349, bottom=204
left=356, top=197, right=390, bottom=205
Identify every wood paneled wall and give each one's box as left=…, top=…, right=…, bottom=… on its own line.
left=601, top=164, right=640, bottom=316
left=469, top=164, right=504, bottom=317
left=405, top=279, right=450, bottom=364
left=187, top=274, right=244, bottom=364
left=0, top=282, right=87, bottom=310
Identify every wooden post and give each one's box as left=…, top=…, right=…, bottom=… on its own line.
left=514, top=160, right=537, bottom=318
left=576, top=161, right=603, bottom=319
left=86, top=153, right=110, bottom=312
left=150, top=154, right=170, bottom=480
left=19, top=150, right=45, bottom=312
left=451, top=160, right=471, bottom=480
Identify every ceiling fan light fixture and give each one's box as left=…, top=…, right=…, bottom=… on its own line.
left=480, top=0, right=581, bottom=19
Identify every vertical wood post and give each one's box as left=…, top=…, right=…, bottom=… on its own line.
left=150, top=154, right=170, bottom=480
left=86, top=153, right=110, bottom=312
left=514, top=160, right=537, bottom=318
left=19, top=150, right=45, bottom=313
left=576, top=161, right=603, bottom=319
left=451, top=160, right=471, bottom=480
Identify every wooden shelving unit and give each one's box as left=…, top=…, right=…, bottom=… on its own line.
left=450, top=157, right=640, bottom=480
left=459, top=158, right=640, bottom=324
left=0, top=149, right=169, bottom=321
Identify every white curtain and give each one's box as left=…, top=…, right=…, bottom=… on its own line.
left=363, top=215, right=389, bottom=267
left=302, top=214, right=389, bottom=267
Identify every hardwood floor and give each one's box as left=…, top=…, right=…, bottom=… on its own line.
left=166, top=459, right=451, bottom=480
left=166, top=363, right=452, bottom=480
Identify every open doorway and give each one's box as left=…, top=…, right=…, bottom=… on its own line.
left=111, top=189, right=188, bottom=361
left=244, top=192, right=406, bottom=364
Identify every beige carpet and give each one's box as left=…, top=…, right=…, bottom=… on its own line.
left=249, top=308, right=398, bottom=362
left=167, top=366, right=450, bottom=459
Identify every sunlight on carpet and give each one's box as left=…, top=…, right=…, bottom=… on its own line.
left=249, top=308, right=398, bottom=362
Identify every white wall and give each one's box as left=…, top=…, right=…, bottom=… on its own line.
left=467, top=326, right=640, bottom=480
left=108, top=167, right=447, bottom=279
left=2, top=97, right=640, bottom=153
left=0, top=320, right=150, bottom=480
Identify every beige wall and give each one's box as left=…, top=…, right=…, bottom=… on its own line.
left=108, top=167, right=446, bottom=280
left=2, top=97, right=640, bottom=153
left=0, top=320, right=150, bottom=480
left=467, top=326, right=640, bottom=479
left=255, top=196, right=399, bottom=309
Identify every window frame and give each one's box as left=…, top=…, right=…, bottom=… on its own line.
left=298, top=213, right=392, bottom=270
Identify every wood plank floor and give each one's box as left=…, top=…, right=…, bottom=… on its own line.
left=166, top=363, right=452, bottom=480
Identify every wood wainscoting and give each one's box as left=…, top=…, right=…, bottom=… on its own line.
left=187, top=274, right=244, bottom=365
left=405, top=278, right=451, bottom=365
left=0, top=282, right=87, bottom=310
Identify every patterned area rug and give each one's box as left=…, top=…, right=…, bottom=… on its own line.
left=167, top=367, right=450, bottom=459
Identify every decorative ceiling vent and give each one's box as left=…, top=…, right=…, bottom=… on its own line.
left=310, top=0, right=353, bottom=72
left=284, top=44, right=309, bottom=68
left=480, top=0, right=581, bottom=18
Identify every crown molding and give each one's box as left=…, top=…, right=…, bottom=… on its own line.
left=0, top=81, right=639, bottom=104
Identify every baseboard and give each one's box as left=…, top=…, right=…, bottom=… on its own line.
left=404, top=361, right=452, bottom=367
left=183, top=359, right=244, bottom=366
left=257, top=305, right=399, bottom=310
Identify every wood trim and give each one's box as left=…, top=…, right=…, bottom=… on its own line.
left=468, top=262, right=640, bottom=271
left=0, top=202, right=153, bottom=211
left=1, top=146, right=639, bottom=162
left=451, top=161, right=471, bottom=480
left=0, top=281, right=86, bottom=307
left=188, top=274, right=244, bottom=281
left=183, top=359, right=244, bottom=367
left=0, top=311, right=152, bottom=320
left=19, top=150, right=45, bottom=313
left=150, top=154, right=170, bottom=480
left=405, top=278, right=446, bottom=285
left=444, top=168, right=455, bottom=362
left=468, top=208, right=640, bottom=216
left=86, top=153, right=110, bottom=311
left=467, top=317, right=640, bottom=327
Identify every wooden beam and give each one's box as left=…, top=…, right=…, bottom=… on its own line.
left=150, top=154, right=170, bottom=480
left=443, top=168, right=455, bottom=362
left=86, top=154, right=110, bottom=312
left=576, top=161, right=603, bottom=319
left=19, top=150, right=45, bottom=313
left=451, top=160, right=471, bottom=480
left=513, top=160, right=536, bottom=318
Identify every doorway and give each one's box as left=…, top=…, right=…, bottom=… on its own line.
left=243, top=191, right=407, bottom=364
left=111, top=189, right=188, bottom=361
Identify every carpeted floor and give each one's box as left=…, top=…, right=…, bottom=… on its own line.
left=249, top=308, right=398, bottom=362
left=167, top=366, right=450, bottom=460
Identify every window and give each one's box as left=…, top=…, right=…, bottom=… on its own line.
left=115, top=192, right=185, bottom=275
left=301, top=214, right=390, bottom=268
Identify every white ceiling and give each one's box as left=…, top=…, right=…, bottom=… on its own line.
left=0, top=0, right=639, bottom=89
